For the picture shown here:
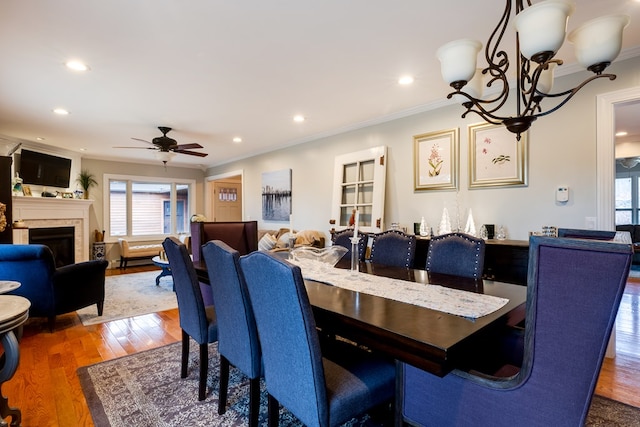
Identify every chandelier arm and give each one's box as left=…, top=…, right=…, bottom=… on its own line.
left=460, top=109, right=504, bottom=126
left=529, top=74, right=617, bottom=119
left=485, top=0, right=512, bottom=69
left=448, top=93, right=513, bottom=124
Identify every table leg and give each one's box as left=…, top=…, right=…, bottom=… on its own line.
left=155, top=267, right=172, bottom=286
left=0, top=331, right=21, bottom=427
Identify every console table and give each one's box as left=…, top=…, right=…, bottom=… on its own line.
left=415, top=237, right=529, bottom=286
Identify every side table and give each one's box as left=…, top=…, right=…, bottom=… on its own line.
left=152, top=255, right=172, bottom=286
left=0, top=295, right=30, bottom=427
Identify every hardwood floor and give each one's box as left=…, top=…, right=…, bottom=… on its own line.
left=2, top=267, right=640, bottom=426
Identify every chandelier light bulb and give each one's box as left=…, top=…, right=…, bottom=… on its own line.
left=536, top=63, right=556, bottom=94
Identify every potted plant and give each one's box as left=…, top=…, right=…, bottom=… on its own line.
left=76, top=169, right=98, bottom=199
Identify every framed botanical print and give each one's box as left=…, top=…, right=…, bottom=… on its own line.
left=469, top=122, right=528, bottom=188
left=413, top=128, right=459, bottom=191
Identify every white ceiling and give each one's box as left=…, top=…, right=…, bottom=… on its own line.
left=1, top=0, right=640, bottom=169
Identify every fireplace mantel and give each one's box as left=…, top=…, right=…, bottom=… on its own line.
left=12, top=196, right=93, bottom=262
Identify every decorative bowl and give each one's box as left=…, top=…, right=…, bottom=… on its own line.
left=290, top=246, right=348, bottom=267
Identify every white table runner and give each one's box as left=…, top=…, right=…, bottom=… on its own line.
left=293, top=260, right=509, bottom=319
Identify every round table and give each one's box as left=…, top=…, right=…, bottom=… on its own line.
left=152, top=256, right=172, bottom=286
left=0, top=295, right=30, bottom=427
left=0, top=281, right=20, bottom=295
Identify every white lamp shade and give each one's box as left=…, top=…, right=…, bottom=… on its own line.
left=536, top=62, right=556, bottom=94
left=155, top=151, right=176, bottom=162
left=437, top=39, right=482, bottom=84
left=514, top=0, right=575, bottom=60
left=568, top=15, right=630, bottom=69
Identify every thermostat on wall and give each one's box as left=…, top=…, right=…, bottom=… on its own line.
left=556, top=186, right=569, bottom=202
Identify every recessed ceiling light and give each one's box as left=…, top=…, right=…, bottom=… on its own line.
left=65, top=60, right=89, bottom=72
left=233, top=137, right=242, bottom=143
left=36, top=137, right=45, bottom=141
left=53, top=108, right=70, bottom=115
left=616, top=131, right=628, bottom=137
left=79, top=148, right=87, bottom=151
left=293, top=115, right=305, bottom=123
left=398, top=75, right=414, bottom=85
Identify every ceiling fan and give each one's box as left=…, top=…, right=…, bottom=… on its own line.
left=116, top=126, right=208, bottom=164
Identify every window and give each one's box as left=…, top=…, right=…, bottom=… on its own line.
left=615, top=173, right=640, bottom=225
left=105, top=174, right=195, bottom=239
left=331, top=146, right=387, bottom=233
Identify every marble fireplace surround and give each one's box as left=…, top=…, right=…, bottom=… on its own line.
left=12, top=196, right=92, bottom=262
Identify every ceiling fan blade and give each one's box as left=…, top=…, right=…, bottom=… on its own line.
left=131, top=137, right=154, bottom=145
left=113, top=146, right=157, bottom=149
left=174, top=149, right=208, bottom=157
left=174, top=143, right=203, bottom=150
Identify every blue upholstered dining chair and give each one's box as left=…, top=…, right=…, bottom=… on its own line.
left=331, top=229, right=367, bottom=262
left=162, top=237, right=218, bottom=401
left=240, top=251, right=395, bottom=427
left=400, top=236, right=632, bottom=427
left=369, top=229, right=416, bottom=268
left=426, top=232, right=486, bottom=279
left=201, top=240, right=262, bottom=427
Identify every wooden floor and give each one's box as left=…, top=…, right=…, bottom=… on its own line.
left=2, top=266, right=640, bottom=426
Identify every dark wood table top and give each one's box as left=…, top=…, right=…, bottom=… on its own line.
left=194, top=258, right=527, bottom=376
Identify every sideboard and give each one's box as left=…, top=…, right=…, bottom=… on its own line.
left=414, top=237, right=529, bottom=286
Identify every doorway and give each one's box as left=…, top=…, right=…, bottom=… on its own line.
left=205, top=170, right=244, bottom=222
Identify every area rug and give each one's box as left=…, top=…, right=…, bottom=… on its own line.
left=76, top=271, right=178, bottom=326
left=78, top=342, right=640, bottom=427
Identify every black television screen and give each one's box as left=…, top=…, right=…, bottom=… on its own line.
left=19, top=149, right=72, bottom=189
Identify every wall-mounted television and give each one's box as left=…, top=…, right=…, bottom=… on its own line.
left=19, top=149, right=72, bottom=189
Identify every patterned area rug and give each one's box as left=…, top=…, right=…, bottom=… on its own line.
left=78, top=341, right=375, bottom=426
left=76, top=271, right=177, bottom=325
left=78, top=342, right=640, bottom=427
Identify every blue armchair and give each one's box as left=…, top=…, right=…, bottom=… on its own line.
left=0, top=244, right=108, bottom=331
left=400, top=236, right=632, bottom=426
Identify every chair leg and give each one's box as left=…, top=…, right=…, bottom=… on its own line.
left=249, top=377, right=260, bottom=427
left=198, top=343, right=208, bottom=401
left=268, top=394, right=279, bottom=427
left=119, top=256, right=124, bottom=269
left=181, top=330, right=189, bottom=379
left=97, top=300, right=104, bottom=316
left=218, top=355, right=229, bottom=414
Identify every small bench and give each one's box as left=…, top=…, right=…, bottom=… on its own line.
left=118, top=238, right=163, bottom=269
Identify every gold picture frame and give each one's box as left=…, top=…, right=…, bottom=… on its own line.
left=22, top=185, right=32, bottom=196
left=62, top=192, right=74, bottom=199
left=413, top=128, right=459, bottom=191
left=469, top=122, right=528, bottom=188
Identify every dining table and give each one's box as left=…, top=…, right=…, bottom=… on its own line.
left=193, top=256, right=527, bottom=377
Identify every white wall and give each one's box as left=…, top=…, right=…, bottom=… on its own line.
left=205, top=56, right=640, bottom=242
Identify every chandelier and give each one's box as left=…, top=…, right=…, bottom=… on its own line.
left=437, top=0, right=629, bottom=140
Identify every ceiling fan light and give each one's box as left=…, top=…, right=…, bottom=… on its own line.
left=568, top=15, right=630, bottom=71
left=155, top=151, right=176, bottom=163
left=619, top=157, right=640, bottom=169
left=514, top=0, right=575, bottom=62
left=437, top=39, right=482, bottom=86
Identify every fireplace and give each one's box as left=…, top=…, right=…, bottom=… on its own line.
left=29, top=226, right=75, bottom=267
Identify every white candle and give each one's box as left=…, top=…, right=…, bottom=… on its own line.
left=353, top=210, right=359, bottom=239
left=289, top=214, right=293, bottom=235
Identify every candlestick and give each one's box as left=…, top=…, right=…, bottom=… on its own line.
left=353, top=210, right=359, bottom=239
